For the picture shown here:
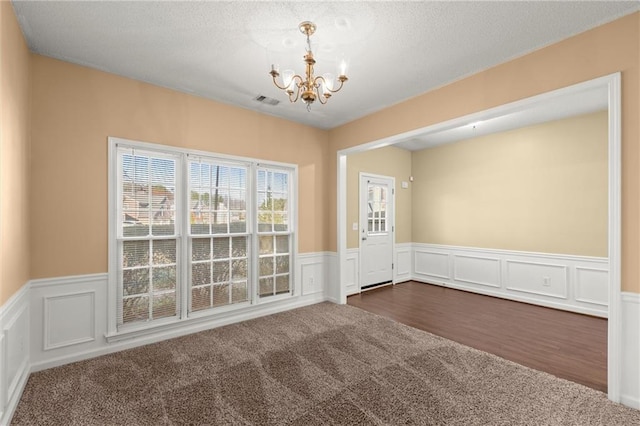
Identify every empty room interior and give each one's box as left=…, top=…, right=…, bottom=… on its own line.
left=2, top=1, right=640, bottom=424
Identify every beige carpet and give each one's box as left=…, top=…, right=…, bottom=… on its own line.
left=12, top=302, right=640, bottom=425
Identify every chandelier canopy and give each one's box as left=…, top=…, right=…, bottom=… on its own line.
left=269, top=21, right=348, bottom=110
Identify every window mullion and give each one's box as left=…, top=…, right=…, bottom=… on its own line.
left=179, top=153, right=190, bottom=320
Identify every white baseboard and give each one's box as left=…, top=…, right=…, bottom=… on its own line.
left=412, top=243, right=609, bottom=318
left=621, top=292, right=640, bottom=409
left=0, top=281, right=30, bottom=426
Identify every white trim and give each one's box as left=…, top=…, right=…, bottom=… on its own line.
left=0, top=281, right=30, bottom=426
left=337, top=154, right=348, bottom=304
left=607, top=72, right=622, bottom=403
left=30, top=273, right=107, bottom=288
left=622, top=293, right=640, bottom=304
left=620, top=291, right=640, bottom=409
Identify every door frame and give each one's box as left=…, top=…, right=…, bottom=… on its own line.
left=335, top=73, right=621, bottom=403
left=358, top=172, right=396, bottom=291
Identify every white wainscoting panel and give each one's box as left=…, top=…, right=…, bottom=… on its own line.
left=575, top=267, right=609, bottom=307
left=325, top=252, right=340, bottom=303
left=43, top=291, right=96, bottom=351
left=453, top=254, right=501, bottom=288
left=395, top=243, right=412, bottom=283
left=505, top=260, right=568, bottom=299
left=414, top=250, right=450, bottom=280
left=30, top=274, right=108, bottom=371
left=29, top=252, right=330, bottom=372
left=0, top=282, right=30, bottom=426
left=412, top=244, right=608, bottom=317
left=298, top=252, right=327, bottom=296
left=620, top=292, right=640, bottom=409
left=344, top=249, right=359, bottom=296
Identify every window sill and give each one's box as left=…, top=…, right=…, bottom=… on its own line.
left=105, top=293, right=295, bottom=344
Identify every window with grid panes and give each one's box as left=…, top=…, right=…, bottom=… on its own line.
left=117, top=147, right=180, bottom=325
left=257, top=167, right=292, bottom=297
left=112, top=139, right=295, bottom=331
left=189, top=160, right=250, bottom=312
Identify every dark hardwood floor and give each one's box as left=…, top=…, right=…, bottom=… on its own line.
left=347, top=281, right=607, bottom=392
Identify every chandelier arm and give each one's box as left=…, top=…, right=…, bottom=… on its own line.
left=326, top=78, right=347, bottom=94
left=271, top=73, right=305, bottom=91
left=287, top=77, right=303, bottom=103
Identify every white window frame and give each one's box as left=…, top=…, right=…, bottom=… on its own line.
left=107, top=137, right=298, bottom=337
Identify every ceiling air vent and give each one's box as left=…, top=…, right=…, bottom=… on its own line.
left=254, top=95, right=280, bottom=106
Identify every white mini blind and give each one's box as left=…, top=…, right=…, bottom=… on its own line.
left=117, top=147, right=180, bottom=326
left=189, top=159, right=250, bottom=312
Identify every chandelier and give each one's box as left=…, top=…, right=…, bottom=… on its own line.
left=269, top=21, right=348, bottom=110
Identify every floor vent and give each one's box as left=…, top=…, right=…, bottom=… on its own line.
left=254, top=95, right=280, bottom=106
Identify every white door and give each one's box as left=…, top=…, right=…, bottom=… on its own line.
left=359, top=173, right=394, bottom=290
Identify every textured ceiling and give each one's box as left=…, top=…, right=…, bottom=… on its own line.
left=11, top=1, right=640, bottom=130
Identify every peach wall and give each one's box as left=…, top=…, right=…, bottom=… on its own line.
left=29, top=56, right=329, bottom=279
left=329, top=12, right=640, bottom=293
left=0, top=2, right=31, bottom=305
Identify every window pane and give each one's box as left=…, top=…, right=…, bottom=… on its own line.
left=230, top=212, right=246, bottom=233
left=152, top=292, right=176, bottom=319
left=192, top=262, right=211, bottom=286
left=259, top=277, right=274, bottom=296
left=212, top=237, right=230, bottom=259
left=123, top=241, right=149, bottom=268
left=123, top=296, right=149, bottom=323
left=212, top=189, right=228, bottom=211
left=192, top=286, right=211, bottom=312
left=232, top=281, right=248, bottom=303
left=272, top=195, right=287, bottom=212
left=274, top=213, right=288, bottom=232
left=259, top=257, right=274, bottom=276
left=153, top=266, right=176, bottom=291
left=153, top=240, right=176, bottom=264
left=229, top=168, right=246, bottom=189
left=272, top=172, right=288, bottom=192
left=212, top=260, right=229, bottom=283
left=276, top=275, right=289, bottom=294
left=275, top=235, right=289, bottom=254
left=212, top=212, right=228, bottom=234
left=275, top=255, right=289, bottom=274
left=123, top=268, right=149, bottom=296
left=192, top=239, right=211, bottom=261
left=123, top=222, right=149, bottom=237
left=213, top=284, right=230, bottom=306
left=232, top=259, right=247, bottom=279
left=259, top=236, right=274, bottom=255
left=232, top=236, right=247, bottom=257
